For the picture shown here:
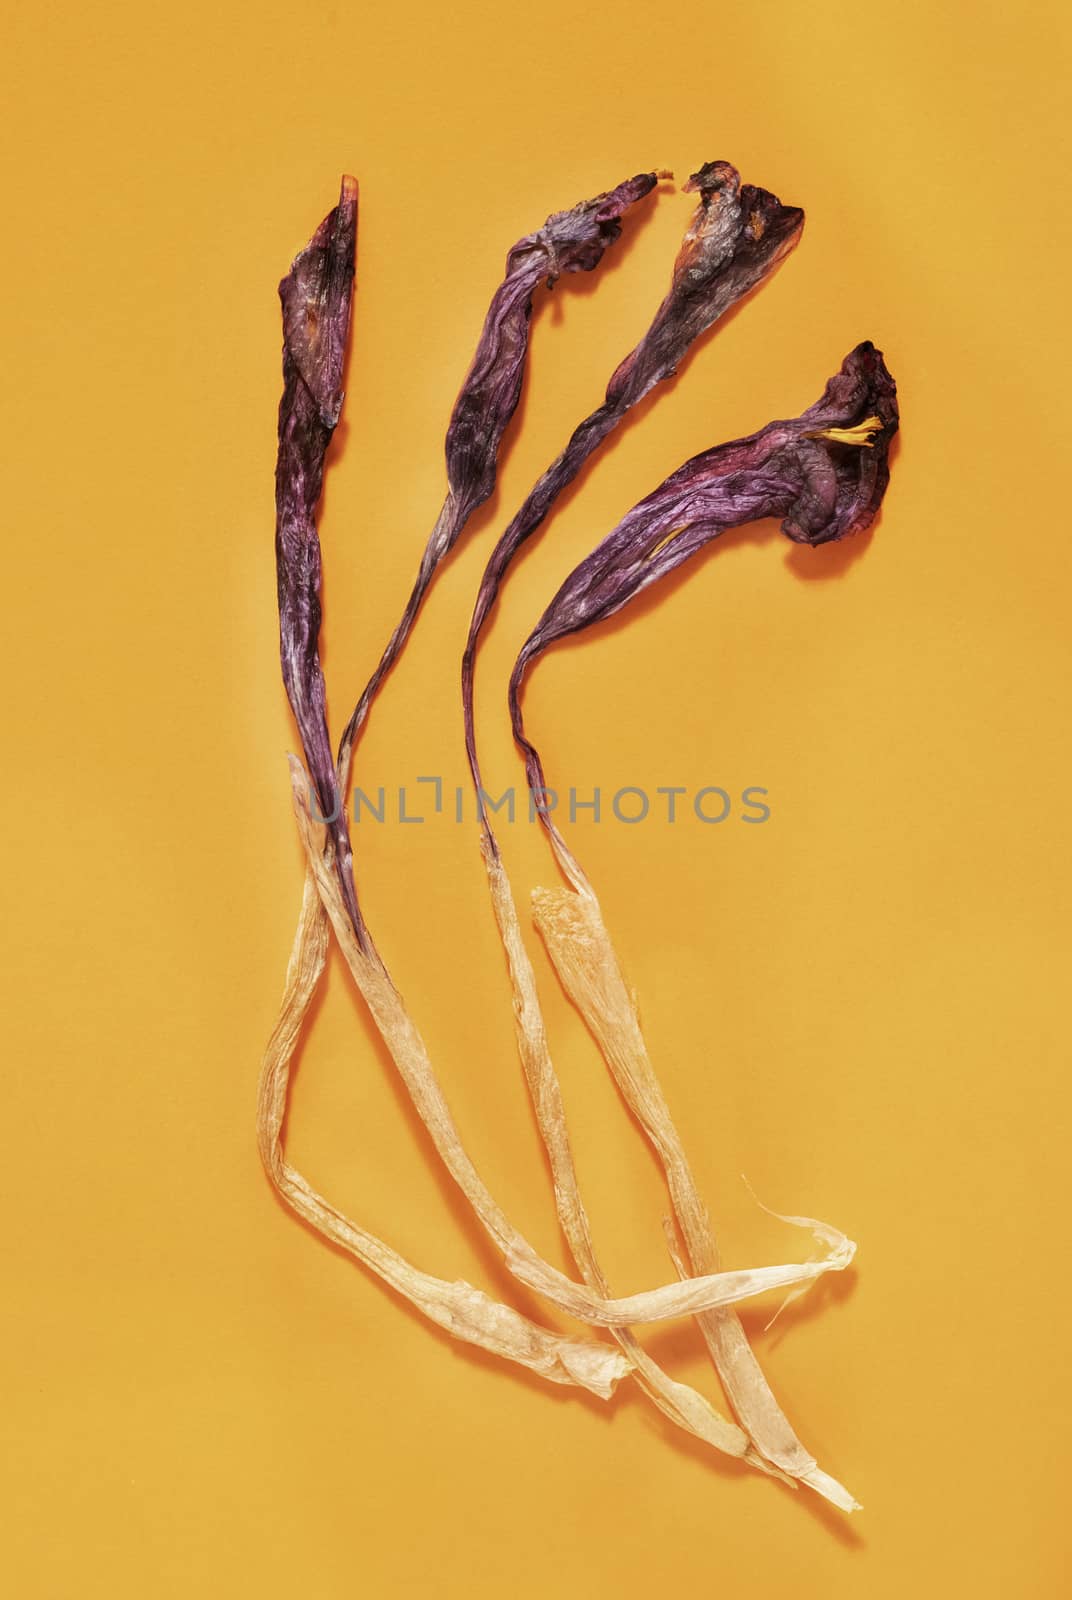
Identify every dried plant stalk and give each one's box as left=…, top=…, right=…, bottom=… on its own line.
left=531, top=876, right=858, bottom=1504
left=289, top=760, right=855, bottom=1333
left=482, top=837, right=858, bottom=1479
left=258, top=873, right=629, bottom=1395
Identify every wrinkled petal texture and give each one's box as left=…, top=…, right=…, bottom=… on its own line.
left=275, top=177, right=358, bottom=824
left=463, top=161, right=804, bottom=790
left=515, top=342, right=898, bottom=661
left=443, top=172, right=658, bottom=525
left=604, top=161, right=804, bottom=409
left=333, top=171, right=658, bottom=766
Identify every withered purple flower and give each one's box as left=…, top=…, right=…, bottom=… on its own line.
left=510, top=340, right=899, bottom=744
left=443, top=173, right=660, bottom=522
left=274, top=174, right=362, bottom=929
left=463, top=160, right=804, bottom=798
left=495, top=341, right=897, bottom=1509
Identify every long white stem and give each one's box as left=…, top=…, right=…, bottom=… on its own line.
left=530, top=825, right=860, bottom=1512
left=256, top=871, right=627, bottom=1396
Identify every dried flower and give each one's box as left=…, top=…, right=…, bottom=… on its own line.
left=261, top=172, right=897, bottom=1510
left=444, top=173, right=660, bottom=523
left=274, top=175, right=357, bottom=857
left=264, top=178, right=840, bottom=1419
left=497, top=341, right=898, bottom=1508
left=511, top=341, right=898, bottom=688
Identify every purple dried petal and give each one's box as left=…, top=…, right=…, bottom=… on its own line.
left=602, top=161, right=803, bottom=409
left=443, top=172, right=659, bottom=523
left=508, top=342, right=898, bottom=779
left=462, top=162, right=804, bottom=796
left=782, top=339, right=898, bottom=544
left=274, top=177, right=362, bottom=927
left=335, top=171, right=658, bottom=763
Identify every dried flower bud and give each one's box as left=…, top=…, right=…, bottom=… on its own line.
left=602, top=161, right=804, bottom=408
left=275, top=176, right=358, bottom=842
left=444, top=173, right=659, bottom=522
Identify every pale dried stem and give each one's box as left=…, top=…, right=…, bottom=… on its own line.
left=284, top=760, right=854, bottom=1327
left=256, top=869, right=629, bottom=1397
left=481, top=837, right=785, bottom=1477
left=256, top=763, right=854, bottom=1459
left=529, top=823, right=860, bottom=1512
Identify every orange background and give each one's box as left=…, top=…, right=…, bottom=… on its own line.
left=3, top=2, right=1069, bottom=1594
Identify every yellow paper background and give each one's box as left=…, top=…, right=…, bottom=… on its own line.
left=3, top=2, right=1069, bottom=1593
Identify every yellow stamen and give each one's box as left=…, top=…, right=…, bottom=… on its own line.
left=807, top=414, right=883, bottom=448
left=646, top=524, right=690, bottom=561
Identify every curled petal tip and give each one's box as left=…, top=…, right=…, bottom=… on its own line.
left=683, top=159, right=740, bottom=199
left=781, top=344, right=899, bottom=545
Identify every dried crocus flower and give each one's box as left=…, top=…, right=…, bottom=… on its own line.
left=273, top=175, right=359, bottom=914
left=511, top=341, right=897, bottom=671
left=500, top=342, right=899, bottom=1507
left=262, top=179, right=830, bottom=1413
